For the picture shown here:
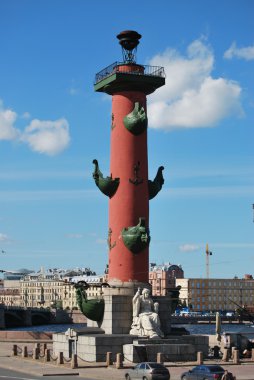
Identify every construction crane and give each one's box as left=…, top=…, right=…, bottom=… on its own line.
left=206, top=243, right=212, bottom=279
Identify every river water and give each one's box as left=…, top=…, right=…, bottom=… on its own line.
left=174, top=324, right=254, bottom=339
left=4, top=323, right=254, bottom=339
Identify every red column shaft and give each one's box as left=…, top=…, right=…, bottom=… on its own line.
left=108, top=91, right=149, bottom=283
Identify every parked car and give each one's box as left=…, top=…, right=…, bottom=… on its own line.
left=181, top=365, right=226, bottom=380
left=125, top=362, right=170, bottom=380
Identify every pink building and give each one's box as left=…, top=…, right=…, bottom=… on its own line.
left=149, top=263, right=184, bottom=296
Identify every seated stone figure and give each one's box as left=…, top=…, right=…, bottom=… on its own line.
left=130, top=287, right=164, bottom=338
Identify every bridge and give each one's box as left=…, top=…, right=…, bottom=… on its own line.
left=0, top=305, right=72, bottom=328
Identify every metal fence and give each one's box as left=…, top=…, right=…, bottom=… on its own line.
left=95, top=62, right=165, bottom=84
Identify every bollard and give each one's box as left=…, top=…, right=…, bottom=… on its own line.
left=12, top=344, right=18, bottom=356
left=22, top=346, right=28, bottom=358
left=71, top=353, right=78, bottom=369
left=33, top=347, right=39, bottom=360
left=157, top=352, right=163, bottom=364
left=34, top=343, right=40, bottom=355
left=197, top=351, right=203, bottom=365
left=115, top=353, right=123, bottom=369
left=57, top=352, right=64, bottom=365
left=233, top=349, right=240, bottom=364
left=106, top=352, right=113, bottom=366
left=35, top=343, right=40, bottom=349
left=44, top=348, right=50, bottom=362
left=252, top=348, right=254, bottom=361
left=43, top=343, right=47, bottom=351
left=222, top=348, right=230, bottom=362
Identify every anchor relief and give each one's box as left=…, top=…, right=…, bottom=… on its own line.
left=129, top=161, right=143, bottom=186
left=107, top=228, right=116, bottom=250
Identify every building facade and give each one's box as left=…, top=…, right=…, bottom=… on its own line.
left=176, top=275, right=254, bottom=312
left=0, top=288, right=20, bottom=306
left=149, top=263, right=184, bottom=296
left=0, top=267, right=103, bottom=309
left=19, top=270, right=105, bottom=309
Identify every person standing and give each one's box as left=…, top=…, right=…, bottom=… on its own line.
left=222, top=370, right=235, bottom=380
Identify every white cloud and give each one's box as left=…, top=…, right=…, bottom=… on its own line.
left=0, top=101, right=20, bottom=140
left=212, top=243, right=254, bottom=249
left=0, top=233, right=9, bottom=242
left=22, top=118, right=70, bottom=155
left=224, top=42, right=254, bottom=61
left=179, top=244, right=200, bottom=252
left=96, top=238, right=107, bottom=245
left=69, top=87, right=79, bottom=96
left=68, top=79, right=80, bottom=96
left=65, top=233, right=84, bottom=239
left=162, top=185, right=254, bottom=198
left=148, top=39, right=243, bottom=130
left=0, top=189, right=98, bottom=202
left=0, top=100, right=70, bottom=155
left=21, top=112, right=31, bottom=119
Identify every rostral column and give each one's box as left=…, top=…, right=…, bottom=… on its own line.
left=93, top=31, right=165, bottom=284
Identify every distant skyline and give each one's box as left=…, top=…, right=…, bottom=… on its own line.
left=0, top=0, right=253, bottom=279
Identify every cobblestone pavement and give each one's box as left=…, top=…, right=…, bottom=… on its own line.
left=0, top=342, right=254, bottom=379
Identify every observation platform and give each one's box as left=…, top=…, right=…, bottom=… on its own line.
left=94, top=61, right=165, bottom=95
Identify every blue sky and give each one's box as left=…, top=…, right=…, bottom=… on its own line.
left=0, top=0, right=253, bottom=279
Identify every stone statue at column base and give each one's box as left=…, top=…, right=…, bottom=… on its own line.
left=130, top=287, right=164, bottom=338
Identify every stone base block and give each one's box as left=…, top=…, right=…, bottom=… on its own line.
left=53, top=331, right=137, bottom=362
left=77, top=334, right=136, bottom=362
left=53, top=330, right=209, bottom=363
left=123, top=335, right=209, bottom=362
left=123, top=343, right=196, bottom=362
